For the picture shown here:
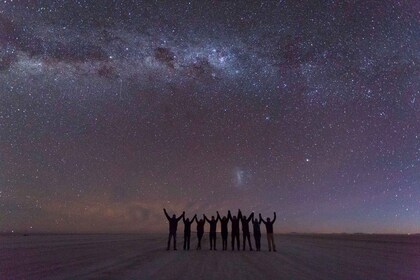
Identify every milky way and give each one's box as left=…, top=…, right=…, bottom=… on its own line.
left=0, top=1, right=419, bottom=233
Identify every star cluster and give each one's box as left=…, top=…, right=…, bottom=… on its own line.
left=0, top=0, right=419, bottom=233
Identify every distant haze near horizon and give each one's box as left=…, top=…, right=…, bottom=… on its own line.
left=1, top=1, right=419, bottom=234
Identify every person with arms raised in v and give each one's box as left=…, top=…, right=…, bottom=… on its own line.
left=204, top=213, right=219, bottom=250
left=239, top=209, right=254, bottom=251
left=183, top=214, right=196, bottom=250
left=252, top=216, right=262, bottom=251
left=217, top=211, right=229, bottom=250
left=228, top=209, right=241, bottom=251
left=260, top=212, right=277, bottom=252
left=195, top=215, right=206, bottom=250
left=163, top=209, right=184, bottom=250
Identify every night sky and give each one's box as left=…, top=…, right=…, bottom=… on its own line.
left=1, top=0, right=419, bottom=234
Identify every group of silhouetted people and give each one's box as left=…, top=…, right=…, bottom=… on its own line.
left=163, top=209, right=277, bottom=252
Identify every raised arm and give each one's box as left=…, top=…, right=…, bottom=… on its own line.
left=272, top=212, right=276, bottom=223
left=227, top=210, right=232, bottom=221
left=247, top=212, right=254, bottom=222
left=259, top=213, right=267, bottom=224
left=177, top=211, right=185, bottom=221
left=163, top=208, right=170, bottom=220
left=192, top=214, right=197, bottom=223
left=217, top=211, right=221, bottom=221
left=204, top=214, right=211, bottom=223
left=238, top=209, right=242, bottom=221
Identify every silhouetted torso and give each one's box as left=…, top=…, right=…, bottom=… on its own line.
left=264, top=221, right=274, bottom=233
left=168, top=217, right=179, bottom=233
left=206, top=219, right=218, bottom=233
left=220, top=219, right=228, bottom=234
left=253, top=221, right=261, bottom=235
left=184, top=220, right=193, bottom=234
left=231, top=218, right=240, bottom=233
left=197, top=220, right=205, bottom=234
left=240, top=216, right=253, bottom=233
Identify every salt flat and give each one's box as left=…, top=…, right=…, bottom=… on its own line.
left=1, top=233, right=419, bottom=280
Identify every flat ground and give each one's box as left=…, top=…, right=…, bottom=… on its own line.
left=1, top=233, right=419, bottom=280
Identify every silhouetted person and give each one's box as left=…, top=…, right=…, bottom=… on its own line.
left=260, top=212, right=276, bottom=252
left=204, top=214, right=219, bottom=250
left=196, top=215, right=205, bottom=250
left=217, top=211, right=229, bottom=250
left=252, top=217, right=262, bottom=251
left=228, top=209, right=241, bottom=251
left=239, top=209, right=254, bottom=251
left=163, top=208, right=184, bottom=250
left=183, top=214, right=196, bottom=250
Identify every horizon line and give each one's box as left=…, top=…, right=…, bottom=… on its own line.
left=1, top=231, right=418, bottom=236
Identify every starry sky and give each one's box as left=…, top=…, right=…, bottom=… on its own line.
left=0, top=0, right=419, bottom=234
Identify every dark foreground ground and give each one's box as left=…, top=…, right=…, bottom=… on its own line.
left=1, top=233, right=419, bottom=280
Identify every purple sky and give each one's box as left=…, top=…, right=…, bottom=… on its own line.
left=0, top=0, right=419, bottom=233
